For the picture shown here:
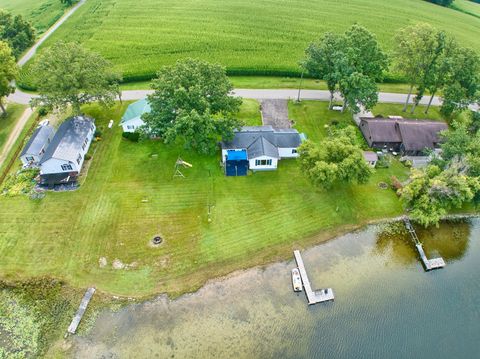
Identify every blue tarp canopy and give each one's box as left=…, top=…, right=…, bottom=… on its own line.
left=227, top=150, right=247, bottom=161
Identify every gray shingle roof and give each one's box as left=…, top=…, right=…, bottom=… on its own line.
left=20, top=125, right=55, bottom=157
left=222, top=125, right=301, bottom=158
left=40, top=116, right=94, bottom=164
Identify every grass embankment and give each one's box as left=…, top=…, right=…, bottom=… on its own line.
left=18, top=0, right=480, bottom=87
left=0, top=100, right=410, bottom=298
left=120, top=77, right=416, bottom=94
left=452, top=0, right=480, bottom=19
left=0, top=0, right=73, bottom=35
left=0, top=109, right=38, bottom=177
left=0, top=104, right=27, bottom=150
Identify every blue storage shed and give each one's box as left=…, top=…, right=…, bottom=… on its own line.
left=225, top=150, right=248, bottom=176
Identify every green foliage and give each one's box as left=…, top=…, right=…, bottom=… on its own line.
left=0, top=279, right=81, bottom=358
left=1, top=168, right=39, bottom=196
left=30, top=41, right=121, bottom=114
left=0, top=9, right=35, bottom=58
left=298, top=127, right=373, bottom=189
left=18, top=0, right=480, bottom=86
left=122, top=131, right=140, bottom=142
left=303, top=24, right=387, bottom=113
left=400, top=161, right=479, bottom=227
left=0, top=41, right=18, bottom=115
left=0, top=0, right=72, bottom=35
left=143, top=58, right=242, bottom=154
left=440, top=47, right=480, bottom=116
left=425, top=0, right=454, bottom=6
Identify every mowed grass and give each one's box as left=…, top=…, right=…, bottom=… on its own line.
left=0, top=104, right=27, bottom=150
left=0, top=0, right=71, bottom=35
left=453, top=0, right=480, bottom=18
left=0, top=100, right=408, bottom=297
left=32, top=0, right=480, bottom=83
left=120, top=76, right=417, bottom=94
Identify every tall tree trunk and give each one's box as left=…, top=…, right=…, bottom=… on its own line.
left=328, top=91, right=334, bottom=110
left=410, top=101, right=418, bottom=114
left=425, top=91, right=436, bottom=114
left=403, top=84, right=413, bottom=112
left=0, top=100, right=6, bottom=115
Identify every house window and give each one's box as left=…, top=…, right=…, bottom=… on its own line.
left=40, top=149, right=45, bottom=155
left=292, top=149, right=297, bottom=154
left=77, top=154, right=82, bottom=165
left=127, top=125, right=135, bottom=130
left=82, top=143, right=86, bottom=150
left=25, top=156, right=34, bottom=162
left=61, top=164, right=73, bottom=171
left=255, top=159, right=272, bottom=166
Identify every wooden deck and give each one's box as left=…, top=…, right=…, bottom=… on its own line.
left=67, top=287, right=96, bottom=335
left=293, top=250, right=334, bottom=305
left=404, top=217, right=446, bottom=272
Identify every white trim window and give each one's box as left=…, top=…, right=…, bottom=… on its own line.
left=25, top=156, right=34, bottom=162
left=61, top=164, right=73, bottom=171
left=77, top=154, right=82, bottom=165
left=255, top=159, right=272, bottom=166
left=292, top=149, right=298, bottom=154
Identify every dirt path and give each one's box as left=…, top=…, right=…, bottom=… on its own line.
left=0, top=108, right=33, bottom=167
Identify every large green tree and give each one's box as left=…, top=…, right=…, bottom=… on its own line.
left=298, top=127, right=372, bottom=189
left=0, top=10, right=35, bottom=58
left=440, top=47, right=480, bottom=117
left=30, top=42, right=121, bottom=114
left=399, top=162, right=479, bottom=227
left=302, top=32, right=344, bottom=109
left=0, top=41, right=18, bottom=115
left=143, top=58, right=242, bottom=154
left=393, top=23, right=444, bottom=112
left=303, top=24, right=387, bottom=113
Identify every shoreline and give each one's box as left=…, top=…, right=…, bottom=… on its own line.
left=2, top=213, right=476, bottom=302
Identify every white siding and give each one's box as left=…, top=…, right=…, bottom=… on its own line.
left=40, top=123, right=95, bottom=175
left=121, top=118, right=145, bottom=133
left=278, top=147, right=299, bottom=158
left=249, top=155, right=278, bottom=170
left=20, top=154, right=41, bottom=166
left=40, top=158, right=79, bottom=175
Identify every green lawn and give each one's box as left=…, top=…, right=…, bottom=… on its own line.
left=453, top=0, right=480, bottom=18
left=0, top=0, right=72, bottom=35
left=0, top=104, right=27, bottom=151
left=0, top=99, right=409, bottom=297
left=21, top=0, right=480, bottom=85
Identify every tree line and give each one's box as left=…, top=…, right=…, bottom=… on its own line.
left=302, top=23, right=480, bottom=117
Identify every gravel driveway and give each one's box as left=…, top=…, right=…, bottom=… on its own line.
left=260, top=99, right=291, bottom=128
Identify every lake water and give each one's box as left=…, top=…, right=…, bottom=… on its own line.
left=70, top=219, right=480, bottom=358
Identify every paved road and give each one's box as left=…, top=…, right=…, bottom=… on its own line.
left=0, top=108, right=33, bottom=167
left=17, top=0, right=86, bottom=67
left=7, top=88, right=442, bottom=105
left=9, top=87, right=479, bottom=111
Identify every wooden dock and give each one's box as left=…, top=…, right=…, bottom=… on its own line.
left=67, top=287, right=95, bottom=335
left=293, top=250, right=334, bottom=305
left=404, top=217, right=445, bottom=271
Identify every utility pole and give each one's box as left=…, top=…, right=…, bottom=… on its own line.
left=296, top=70, right=304, bottom=103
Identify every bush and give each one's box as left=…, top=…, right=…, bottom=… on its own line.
left=94, top=129, right=102, bottom=138
left=38, top=107, right=49, bottom=117
left=84, top=154, right=92, bottom=161
left=122, top=131, right=140, bottom=142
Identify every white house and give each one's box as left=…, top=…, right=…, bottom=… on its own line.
left=39, top=116, right=96, bottom=186
left=120, top=98, right=150, bottom=133
left=221, top=126, right=303, bottom=175
left=363, top=151, right=378, bottom=168
left=20, top=124, right=55, bottom=167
